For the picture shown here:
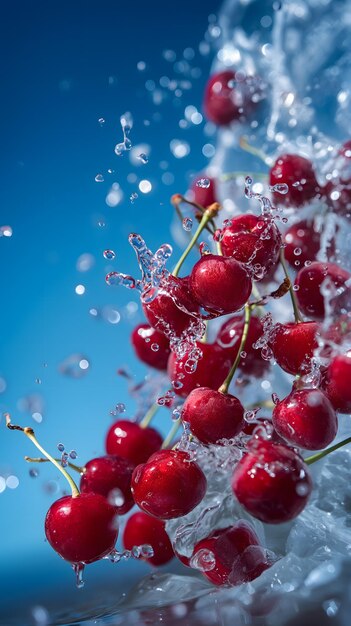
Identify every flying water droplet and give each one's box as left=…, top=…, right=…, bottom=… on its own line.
left=72, top=563, right=85, bottom=589
left=182, top=217, right=193, bottom=231
left=95, top=174, right=104, bottom=183
left=98, top=117, right=105, bottom=126
left=130, top=192, right=138, bottom=203
left=270, top=183, right=289, bottom=195
left=103, top=249, right=116, bottom=260
left=138, top=153, right=149, bottom=164
left=0, top=225, right=13, bottom=237
left=196, top=178, right=211, bottom=189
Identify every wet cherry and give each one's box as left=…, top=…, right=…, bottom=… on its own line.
left=123, top=511, right=174, bottom=566
left=203, top=70, right=260, bottom=126
left=105, top=420, right=163, bottom=466
left=283, top=220, right=322, bottom=269
left=131, top=323, right=171, bottom=370
left=80, top=455, right=135, bottom=515
left=232, top=439, right=312, bottom=524
left=191, top=176, right=217, bottom=208
left=131, top=449, right=207, bottom=520
left=323, top=352, right=351, bottom=414
left=270, top=154, right=321, bottom=207
left=272, top=388, right=338, bottom=450
left=142, top=275, right=199, bottom=338
left=216, top=314, right=269, bottom=377
left=181, top=387, right=244, bottom=444
left=294, top=262, right=351, bottom=320
left=270, top=321, right=320, bottom=375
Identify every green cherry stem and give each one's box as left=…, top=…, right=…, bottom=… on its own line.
left=172, top=203, right=220, bottom=278
left=220, top=171, right=268, bottom=182
left=5, top=414, right=80, bottom=497
left=279, top=248, right=303, bottom=324
left=140, top=402, right=160, bottom=429
left=218, top=303, right=252, bottom=394
left=161, top=419, right=181, bottom=450
left=239, top=136, right=273, bottom=166
left=24, top=456, right=84, bottom=474
left=305, top=436, right=351, bottom=466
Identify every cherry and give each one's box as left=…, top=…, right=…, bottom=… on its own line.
left=283, top=220, right=322, bottom=269
left=142, top=275, right=199, bottom=338
left=203, top=70, right=259, bottom=126
left=216, top=314, right=269, bottom=377
left=181, top=387, right=244, bottom=445
left=45, top=492, right=118, bottom=564
left=192, top=521, right=269, bottom=586
left=190, top=254, right=252, bottom=315
left=270, top=321, right=320, bottom=375
left=294, top=262, right=351, bottom=320
left=167, top=341, right=232, bottom=398
left=131, top=323, right=170, bottom=370
left=270, top=154, right=321, bottom=207
left=123, top=511, right=174, bottom=566
left=243, top=417, right=283, bottom=443
left=324, top=140, right=351, bottom=215
left=219, top=213, right=281, bottom=277
left=323, top=353, right=351, bottom=414
left=131, top=449, right=207, bottom=520
left=191, top=176, right=217, bottom=208
left=80, top=455, right=135, bottom=515
left=105, top=420, right=162, bottom=466
left=231, top=439, right=312, bottom=524
left=272, top=388, right=338, bottom=450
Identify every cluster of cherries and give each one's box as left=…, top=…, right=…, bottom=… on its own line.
left=7, top=69, right=351, bottom=589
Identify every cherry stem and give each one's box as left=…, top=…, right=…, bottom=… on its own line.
left=5, top=414, right=80, bottom=497
left=279, top=248, right=303, bottom=324
left=218, top=303, right=252, bottom=394
left=172, top=203, right=220, bottom=277
left=250, top=283, right=265, bottom=317
left=305, top=436, right=351, bottom=466
left=171, top=194, right=215, bottom=236
left=239, top=136, right=273, bottom=166
left=220, top=171, right=268, bottom=182
left=24, top=456, right=85, bottom=474
left=140, top=402, right=159, bottom=429
left=161, top=419, right=181, bottom=449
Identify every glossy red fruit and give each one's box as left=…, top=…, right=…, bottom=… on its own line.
left=131, top=449, right=207, bottom=520
left=294, top=262, right=351, bottom=320
left=131, top=323, right=170, bottom=371
left=181, top=387, right=244, bottom=444
left=123, top=511, right=174, bottom=566
left=203, top=71, right=260, bottom=126
left=323, top=353, right=351, bottom=414
left=220, top=214, right=281, bottom=277
left=190, top=254, right=252, bottom=315
left=191, top=176, right=217, bottom=208
left=270, top=321, right=320, bottom=375
left=105, top=420, right=162, bottom=466
left=232, top=439, right=312, bottom=524
left=270, top=154, right=321, bottom=207
left=167, top=341, right=232, bottom=398
left=192, top=521, right=269, bottom=586
left=272, top=388, right=338, bottom=450
left=142, top=276, right=199, bottom=338
left=80, top=455, right=135, bottom=515
left=216, top=314, right=269, bottom=377
left=284, top=220, right=321, bottom=269
left=45, top=492, right=118, bottom=563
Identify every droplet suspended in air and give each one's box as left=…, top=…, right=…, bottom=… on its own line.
left=95, top=174, right=104, bottom=183
left=103, top=249, right=116, bottom=260
left=182, top=217, right=193, bottom=231
left=196, top=178, right=211, bottom=189
left=0, top=225, right=13, bottom=237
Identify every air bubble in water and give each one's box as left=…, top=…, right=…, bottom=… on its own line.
left=196, top=178, right=211, bottom=189
left=95, top=174, right=104, bottom=183
left=182, top=217, right=193, bottom=231
left=103, top=249, right=116, bottom=260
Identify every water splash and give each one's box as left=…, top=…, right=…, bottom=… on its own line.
left=115, top=112, right=133, bottom=155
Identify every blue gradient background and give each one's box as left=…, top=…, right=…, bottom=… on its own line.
left=0, top=0, right=221, bottom=620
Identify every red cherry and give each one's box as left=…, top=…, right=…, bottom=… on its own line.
left=142, top=275, right=199, bottom=338
left=294, top=262, right=351, bottom=320
left=123, top=511, right=174, bottom=566
left=181, top=387, right=244, bottom=444
left=216, top=314, right=269, bottom=377
left=231, top=439, right=312, bottom=524
left=190, top=254, right=252, bottom=315
left=191, top=176, right=217, bottom=208
left=203, top=70, right=260, bottom=126
left=105, top=420, right=162, bottom=466
left=131, top=323, right=170, bottom=370
left=284, top=220, right=322, bottom=269
left=270, top=154, right=321, bottom=207
left=270, top=321, right=320, bottom=375
left=323, top=353, right=351, bottom=414
left=192, top=521, right=269, bottom=586
left=272, top=388, right=338, bottom=450
left=220, top=214, right=281, bottom=277
left=131, top=449, right=207, bottom=520
left=45, top=492, right=118, bottom=564
left=167, top=341, right=232, bottom=398
left=80, top=455, right=135, bottom=515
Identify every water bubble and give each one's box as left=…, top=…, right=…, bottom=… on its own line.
left=59, top=354, right=90, bottom=378
left=182, top=217, right=193, bottom=231
left=95, top=174, right=104, bottom=183
left=0, top=225, right=13, bottom=237
left=196, top=178, right=211, bottom=189
left=151, top=343, right=159, bottom=352
left=103, top=249, right=116, bottom=260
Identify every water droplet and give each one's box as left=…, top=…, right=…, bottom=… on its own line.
left=182, top=217, right=193, bottom=231
left=35, top=378, right=42, bottom=385
left=140, top=544, right=154, bottom=558
left=151, top=343, right=159, bottom=352
left=294, top=247, right=302, bottom=256
left=98, top=117, right=105, bottom=126
left=29, top=468, right=39, bottom=478
left=103, top=249, right=116, bottom=260
left=115, top=403, right=126, bottom=414
left=130, top=192, right=138, bottom=203
left=95, top=174, right=104, bottom=183
left=272, top=393, right=280, bottom=405
left=196, top=178, right=211, bottom=189
left=57, top=443, right=65, bottom=452
left=0, top=225, right=13, bottom=237
left=296, top=482, right=310, bottom=496
left=72, top=562, right=85, bottom=589
left=69, top=450, right=78, bottom=459
left=199, top=242, right=210, bottom=255
left=138, top=153, right=149, bottom=164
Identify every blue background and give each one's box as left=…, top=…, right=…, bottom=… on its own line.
left=0, top=0, right=221, bottom=620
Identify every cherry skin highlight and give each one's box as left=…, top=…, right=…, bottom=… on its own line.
left=323, top=353, right=351, bottom=414
left=131, top=323, right=170, bottom=371
left=203, top=70, right=260, bottom=126
left=181, top=387, right=245, bottom=445
left=270, top=321, right=320, bottom=375
left=269, top=154, right=321, bottom=207
left=190, top=254, right=252, bottom=316
left=220, top=213, right=281, bottom=276
left=216, top=314, right=269, bottom=377
left=272, top=388, right=338, bottom=450
left=191, top=176, right=217, bottom=208
left=232, top=439, right=312, bottom=524
left=105, top=420, right=162, bottom=466
left=142, top=276, right=199, bottom=338
left=80, top=455, right=135, bottom=515
left=123, top=511, right=174, bottom=566
left=167, top=341, right=232, bottom=398
left=45, top=492, right=118, bottom=564
left=131, top=449, right=207, bottom=520
left=294, top=262, right=351, bottom=320
left=192, top=521, right=270, bottom=586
